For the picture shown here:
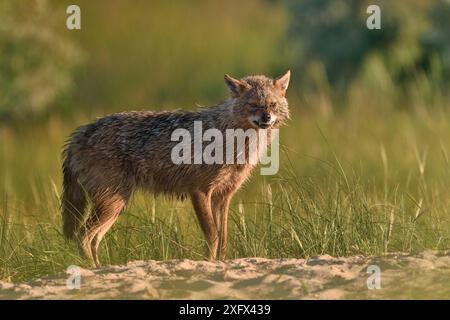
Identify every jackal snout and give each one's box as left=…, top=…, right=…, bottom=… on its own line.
left=249, top=110, right=277, bottom=129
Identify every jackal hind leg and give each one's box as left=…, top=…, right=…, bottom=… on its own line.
left=79, top=193, right=128, bottom=267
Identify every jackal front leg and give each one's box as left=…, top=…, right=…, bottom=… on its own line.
left=211, top=192, right=233, bottom=260
left=191, top=191, right=219, bottom=260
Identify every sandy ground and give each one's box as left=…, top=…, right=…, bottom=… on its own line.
left=1, top=251, right=449, bottom=299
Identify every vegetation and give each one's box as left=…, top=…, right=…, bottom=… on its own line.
left=0, top=0, right=83, bottom=119
left=1, top=0, right=450, bottom=281
left=287, top=0, right=450, bottom=105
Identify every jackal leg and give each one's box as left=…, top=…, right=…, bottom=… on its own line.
left=79, top=193, right=128, bottom=267
left=212, top=192, right=233, bottom=260
left=191, top=191, right=218, bottom=260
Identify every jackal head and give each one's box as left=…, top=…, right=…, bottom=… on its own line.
left=224, top=71, right=290, bottom=129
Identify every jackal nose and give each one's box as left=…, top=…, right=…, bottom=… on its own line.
left=261, top=112, right=271, bottom=123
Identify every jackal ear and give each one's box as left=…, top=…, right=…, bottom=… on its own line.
left=224, top=74, right=251, bottom=97
left=274, top=70, right=291, bottom=96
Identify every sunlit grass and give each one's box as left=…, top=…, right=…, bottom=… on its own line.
left=1, top=103, right=450, bottom=282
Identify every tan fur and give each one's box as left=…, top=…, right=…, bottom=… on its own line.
left=61, top=72, right=290, bottom=266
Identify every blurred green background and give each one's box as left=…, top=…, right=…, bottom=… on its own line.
left=1, top=0, right=450, bottom=283
left=1, top=0, right=449, bottom=119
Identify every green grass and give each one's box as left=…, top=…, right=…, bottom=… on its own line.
left=1, top=101, right=450, bottom=282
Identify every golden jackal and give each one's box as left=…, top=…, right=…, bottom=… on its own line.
left=62, top=71, right=290, bottom=266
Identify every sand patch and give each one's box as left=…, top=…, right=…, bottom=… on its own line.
left=1, top=251, right=449, bottom=299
